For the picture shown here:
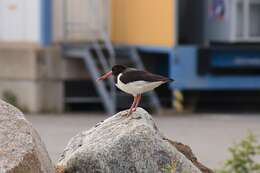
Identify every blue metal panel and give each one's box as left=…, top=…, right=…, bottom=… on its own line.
left=40, top=0, right=52, bottom=47
left=137, top=45, right=173, bottom=74
left=136, top=45, right=174, bottom=88
left=211, top=51, right=260, bottom=68
left=170, top=46, right=260, bottom=90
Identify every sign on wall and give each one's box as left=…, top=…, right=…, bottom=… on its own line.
left=208, top=0, right=227, bottom=21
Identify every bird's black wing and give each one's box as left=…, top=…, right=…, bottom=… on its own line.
left=120, top=70, right=174, bottom=84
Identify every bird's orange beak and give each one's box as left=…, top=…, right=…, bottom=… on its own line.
left=96, top=71, right=113, bottom=81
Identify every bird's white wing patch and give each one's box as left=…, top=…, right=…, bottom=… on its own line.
left=128, top=81, right=164, bottom=93
left=128, top=81, right=149, bottom=86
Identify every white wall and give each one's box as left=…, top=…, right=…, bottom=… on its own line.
left=0, top=0, right=110, bottom=43
left=0, top=0, right=40, bottom=42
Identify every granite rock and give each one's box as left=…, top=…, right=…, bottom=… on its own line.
left=0, top=100, right=55, bottom=173
left=57, top=108, right=205, bottom=173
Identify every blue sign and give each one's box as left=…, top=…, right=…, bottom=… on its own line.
left=209, top=0, right=226, bottom=20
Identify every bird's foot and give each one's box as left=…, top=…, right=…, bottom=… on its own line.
left=126, top=110, right=133, bottom=117
left=132, top=108, right=137, bottom=112
left=121, top=110, right=132, bottom=117
left=128, top=107, right=140, bottom=116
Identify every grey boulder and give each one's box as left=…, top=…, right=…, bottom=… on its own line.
left=0, top=100, right=55, bottom=173
left=57, top=108, right=207, bottom=173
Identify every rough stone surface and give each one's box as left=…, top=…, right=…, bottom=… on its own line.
left=57, top=108, right=208, bottom=173
left=167, top=140, right=214, bottom=173
left=0, top=100, right=55, bottom=173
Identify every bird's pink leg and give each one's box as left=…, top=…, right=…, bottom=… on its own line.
left=132, top=94, right=141, bottom=112
left=126, top=96, right=137, bottom=116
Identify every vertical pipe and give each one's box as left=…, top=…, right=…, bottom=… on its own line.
left=174, top=0, right=179, bottom=46
left=41, top=0, right=52, bottom=47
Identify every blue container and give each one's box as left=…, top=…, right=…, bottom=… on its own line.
left=170, top=46, right=260, bottom=90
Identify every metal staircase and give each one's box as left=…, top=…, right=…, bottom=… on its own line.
left=63, top=42, right=116, bottom=114
left=61, top=0, right=160, bottom=114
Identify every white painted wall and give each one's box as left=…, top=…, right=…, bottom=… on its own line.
left=24, top=0, right=41, bottom=42
left=0, top=0, right=40, bottom=42
left=0, top=0, right=110, bottom=43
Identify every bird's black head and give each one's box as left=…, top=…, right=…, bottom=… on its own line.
left=97, top=65, right=127, bottom=81
left=112, top=65, right=127, bottom=76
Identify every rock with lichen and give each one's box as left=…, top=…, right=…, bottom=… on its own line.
left=57, top=108, right=212, bottom=173
left=0, top=100, right=55, bottom=173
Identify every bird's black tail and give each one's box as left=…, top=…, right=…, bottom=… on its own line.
left=166, top=78, right=175, bottom=82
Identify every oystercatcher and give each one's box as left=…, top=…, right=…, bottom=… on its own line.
left=97, top=65, right=174, bottom=116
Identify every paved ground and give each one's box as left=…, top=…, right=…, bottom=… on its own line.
left=26, top=111, right=260, bottom=170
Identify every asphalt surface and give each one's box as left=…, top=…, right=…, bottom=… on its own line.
left=26, top=111, right=260, bottom=169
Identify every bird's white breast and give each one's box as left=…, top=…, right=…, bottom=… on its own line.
left=115, top=73, right=164, bottom=96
